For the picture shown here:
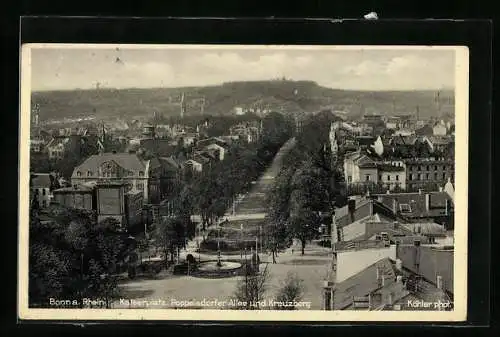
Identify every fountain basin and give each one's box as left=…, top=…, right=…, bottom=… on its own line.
left=192, top=260, right=243, bottom=278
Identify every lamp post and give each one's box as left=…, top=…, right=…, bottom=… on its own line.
left=240, top=223, right=243, bottom=260
left=217, top=225, right=222, bottom=267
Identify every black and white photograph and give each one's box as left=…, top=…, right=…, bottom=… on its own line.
left=18, top=44, right=468, bottom=321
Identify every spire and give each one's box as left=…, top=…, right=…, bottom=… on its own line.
left=180, top=93, right=186, bottom=119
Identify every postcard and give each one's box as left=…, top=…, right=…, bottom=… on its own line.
left=18, top=44, right=468, bottom=321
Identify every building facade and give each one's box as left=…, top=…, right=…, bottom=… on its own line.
left=30, top=173, right=54, bottom=208
left=404, top=158, right=454, bottom=191
left=70, top=152, right=161, bottom=204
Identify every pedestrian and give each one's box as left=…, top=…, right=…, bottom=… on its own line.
left=291, top=248, right=294, bottom=255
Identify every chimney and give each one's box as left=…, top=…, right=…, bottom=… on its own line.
left=392, top=198, right=398, bottom=214
left=445, top=199, right=451, bottom=216
left=376, top=267, right=383, bottom=287
left=386, top=190, right=390, bottom=194
left=396, top=275, right=403, bottom=283
left=425, top=194, right=431, bottom=211
left=436, top=275, right=443, bottom=290
left=413, top=240, right=421, bottom=272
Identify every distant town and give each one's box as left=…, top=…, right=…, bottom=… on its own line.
left=28, top=86, right=455, bottom=311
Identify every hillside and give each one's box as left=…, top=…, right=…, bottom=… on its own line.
left=31, top=80, right=455, bottom=122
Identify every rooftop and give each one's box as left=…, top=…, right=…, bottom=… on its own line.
left=73, top=153, right=148, bottom=176
left=334, top=257, right=396, bottom=310
left=31, top=173, right=52, bottom=189
left=372, top=191, right=453, bottom=219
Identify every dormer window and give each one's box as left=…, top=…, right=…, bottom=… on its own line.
left=399, top=204, right=412, bottom=213
left=87, top=171, right=92, bottom=177
left=77, top=171, right=82, bottom=177
left=139, top=171, right=144, bottom=177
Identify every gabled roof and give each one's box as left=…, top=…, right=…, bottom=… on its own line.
left=390, top=135, right=419, bottom=146
left=401, top=222, right=447, bottom=237
left=334, top=198, right=401, bottom=228
left=73, top=153, right=147, bottom=176
left=355, top=155, right=377, bottom=168
left=334, top=257, right=397, bottom=310
left=426, top=135, right=453, bottom=145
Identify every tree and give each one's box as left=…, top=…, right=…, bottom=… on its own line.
left=233, top=263, right=270, bottom=310
left=274, top=272, right=305, bottom=310
left=84, top=218, right=125, bottom=308
left=155, top=216, right=185, bottom=265
left=265, top=167, right=295, bottom=263
left=29, top=206, right=127, bottom=308
left=288, top=162, right=325, bottom=255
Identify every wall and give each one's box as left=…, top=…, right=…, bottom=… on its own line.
left=97, top=187, right=124, bottom=215
left=36, top=187, right=52, bottom=208
left=397, top=245, right=454, bottom=294
left=336, top=245, right=397, bottom=283
left=53, top=191, right=93, bottom=210
left=358, top=167, right=378, bottom=184
left=406, top=162, right=454, bottom=191
left=379, top=171, right=406, bottom=190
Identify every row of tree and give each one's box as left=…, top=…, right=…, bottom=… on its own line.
left=152, top=112, right=295, bottom=264
left=264, top=111, right=344, bottom=257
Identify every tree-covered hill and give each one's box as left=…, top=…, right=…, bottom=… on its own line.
left=31, top=80, right=454, bottom=122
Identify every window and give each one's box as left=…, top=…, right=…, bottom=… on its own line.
left=426, top=173, right=430, bottom=180
left=87, top=171, right=92, bottom=177
left=139, top=171, right=144, bottom=177
left=399, top=204, right=412, bottom=213
left=42, top=189, right=46, bottom=196
left=434, top=165, right=438, bottom=170
left=42, top=200, right=47, bottom=208
left=396, top=175, right=399, bottom=181
left=426, top=165, right=430, bottom=171
left=137, top=183, right=144, bottom=190
left=409, top=174, right=413, bottom=181
left=443, top=165, right=446, bottom=170
left=418, top=166, right=422, bottom=171
left=442, top=172, right=446, bottom=179
left=387, top=175, right=391, bottom=181
left=434, top=172, right=438, bottom=180
left=418, top=173, right=422, bottom=180
left=365, top=175, right=371, bottom=182
left=347, top=176, right=352, bottom=182
left=379, top=175, right=382, bottom=181
left=77, top=171, right=82, bottom=177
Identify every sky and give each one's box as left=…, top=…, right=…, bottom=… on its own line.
left=29, top=46, right=456, bottom=92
